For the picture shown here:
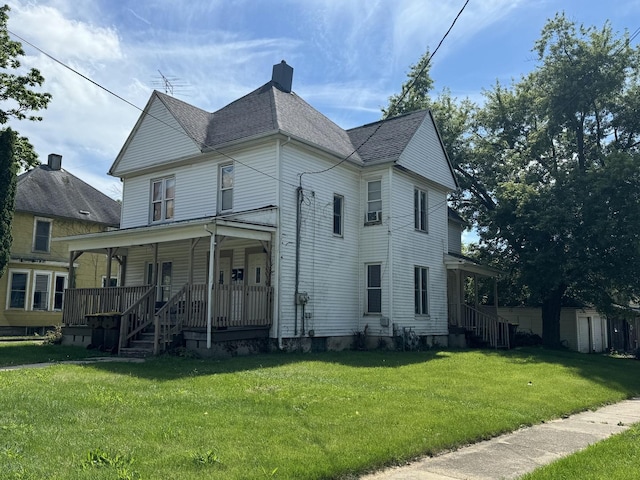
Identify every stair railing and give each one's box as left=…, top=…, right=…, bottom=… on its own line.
left=457, top=304, right=511, bottom=349
left=118, top=286, right=156, bottom=352
left=154, top=284, right=190, bottom=355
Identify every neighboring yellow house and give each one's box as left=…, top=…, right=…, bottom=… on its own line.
left=0, top=154, right=121, bottom=334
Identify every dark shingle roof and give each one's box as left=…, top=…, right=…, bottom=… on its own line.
left=155, top=84, right=432, bottom=167
left=347, top=110, right=428, bottom=165
left=16, top=165, right=121, bottom=226
left=157, top=82, right=362, bottom=162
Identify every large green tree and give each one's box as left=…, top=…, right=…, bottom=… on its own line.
left=385, top=14, right=640, bottom=347
left=0, top=4, right=52, bottom=276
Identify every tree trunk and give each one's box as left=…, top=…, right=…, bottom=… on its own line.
left=541, top=287, right=565, bottom=348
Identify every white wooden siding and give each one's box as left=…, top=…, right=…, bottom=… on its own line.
left=277, top=144, right=362, bottom=338
left=113, top=97, right=201, bottom=176
left=119, top=143, right=278, bottom=229
left=388, top=171, right=450, bottom=336
left=448, top=221, right=462, bottom=255
left=397, top=114, right=457, bottom=191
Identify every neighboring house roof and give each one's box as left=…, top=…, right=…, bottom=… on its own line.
left=16, top=163, right=121, bottom=227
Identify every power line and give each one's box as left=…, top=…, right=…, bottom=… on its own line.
left=299, top=0, right=470, bottom=181
left=8, top=29, right=300, bottom=190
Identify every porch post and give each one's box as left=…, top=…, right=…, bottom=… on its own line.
left=105, top=248, right=113, bottom=286
left=152, top=243, right=158, bottom=300
left=455, top=269, right=462, bottom=326
left=68, top=251, right=83, bottom=289
left=206, top=228, right=217, bottom=349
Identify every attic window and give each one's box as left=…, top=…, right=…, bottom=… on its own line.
left=79, top=210, right=90, bottom=215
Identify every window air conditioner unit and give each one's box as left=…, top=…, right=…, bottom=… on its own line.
left=367, top=211, right=381, bottom=223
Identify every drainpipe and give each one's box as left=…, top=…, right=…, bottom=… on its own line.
left=205, top=223, right=217, bottom=349
left=294, top=185, right=304, bottom=336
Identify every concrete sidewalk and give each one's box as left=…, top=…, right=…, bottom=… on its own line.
left=361, top=398, right=640, bottom=480
left=0, top=356, right=145, bottom=372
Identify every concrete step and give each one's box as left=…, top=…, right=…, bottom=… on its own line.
left=119, top=347, right=153, bottom=358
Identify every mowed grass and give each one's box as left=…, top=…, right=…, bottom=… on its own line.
left=1, top=347, right=639, bottom=479
left=0, top=341, right=105, bottom=367
left=522, top=423, right=640, bottom=480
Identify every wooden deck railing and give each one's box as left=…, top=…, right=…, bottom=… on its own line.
left=62, top=286, right=154, bottom=326
left=118, top=286, right=156, bottom=352
left=64, top=283, right=273, bottom=355
left=449, top=303, right=511, bottom=349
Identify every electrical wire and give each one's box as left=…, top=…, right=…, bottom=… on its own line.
left=8, top=29, right=300, bottom=190
left=299, top=0, right=470, bottom=180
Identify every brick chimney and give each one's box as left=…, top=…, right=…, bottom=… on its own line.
left=48, top=153, right=62, bottom=170
left=272, top=60, right=293, bottom=93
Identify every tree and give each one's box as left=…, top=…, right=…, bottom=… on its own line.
left=0, top=128, right=16, bottom=277
left=385, top=14, right=640, bottom=347
left=0, top=4, right=52, bottom=275
left=0, top=4, right=51, bottom=168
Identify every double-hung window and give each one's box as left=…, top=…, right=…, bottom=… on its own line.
left=151, top=177, right=175, bottom=222
left=333, top=194, right=344, bottom=236
left=33, top=218, right=52, bottom=252
left=32, top=272, right=51, bottom=311
left=414, top=188, right=428, bottom=232
left=8, top=271, right=29, bottom=309
left=53, top=274, right=67, bottom=310
left=366, top=264, right=382, bottom=314
left=366, top=180, right=382, bottom=224
left=220, top=164, right=234, bottom=212
left=414, top=266, right=429, bottom=315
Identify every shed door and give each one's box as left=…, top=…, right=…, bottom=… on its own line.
left=577, top=316, right=591, bottom=353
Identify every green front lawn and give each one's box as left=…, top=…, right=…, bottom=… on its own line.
left=1, top=346, right=639, bottom=479
left=522, top=423, right=640, bottom=480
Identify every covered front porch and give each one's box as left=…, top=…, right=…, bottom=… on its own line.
left=445, top=253, right=513, bottom=349
left=60, top=215, right=276, bottom=355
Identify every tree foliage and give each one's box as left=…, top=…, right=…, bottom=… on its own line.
left=0, top=4, right=51, bottom=168
left=384, top=13, right=640, bottom=346
left=0, top=4, right=51, bottom=275
left=0, top=127, right=16, bottom=277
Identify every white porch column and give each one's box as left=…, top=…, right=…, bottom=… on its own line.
left=206, top=227, right=217, bottom=349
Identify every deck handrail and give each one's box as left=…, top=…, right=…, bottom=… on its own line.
left=62, top=285, right=154, bottom=326
left=118, top=286, right=156, bottom=352
left=154, top=284, right=190, bottom=355
left=451, top=304, right=511, bottom=349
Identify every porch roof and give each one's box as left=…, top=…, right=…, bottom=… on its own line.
left=444, top=253, right=501, bottom=278
left=56, top=217, right=275, bottom=254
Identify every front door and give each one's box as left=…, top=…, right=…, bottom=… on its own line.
left=247, top=252, right=267, bottom=322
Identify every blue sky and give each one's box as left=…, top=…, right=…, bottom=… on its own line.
left=5, top=0, right=640, bottom=200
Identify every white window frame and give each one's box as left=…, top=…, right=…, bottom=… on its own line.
left=53, top=273, right=68, bottom=311
left=101, top=276, right=118, bottom=288
left=333, top=194, right=344, bottom=237
left=31, top=270, right=52, bottom=311
left=150, top=176, right=175, bottom=223
left=366, top=263, right=382, bottom=314
left=414, top=188, right=428, bottom=232
left=219, top=163, right=234, bottom=212
left=32, top=217, right=52, bottom=253
left=366, top=180, right=382, bottom=224
left=414, top=266, right=429, bottom=316
left=6, top=269, right=30, bottom=310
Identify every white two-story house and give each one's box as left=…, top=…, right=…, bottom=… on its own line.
left=62, top=61, right=464, bottom=355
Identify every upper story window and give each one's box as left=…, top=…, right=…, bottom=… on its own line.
left=366, top=180, right=382, bottom=224
left=151, top=177, right=175, bottom=222
left=414, top=188, right=428, bottom=232
left=220, top=164, right=234, bottom=212
left=33, top=218, right=52, bottom=253
left=333, top=194, right=344, bottom=236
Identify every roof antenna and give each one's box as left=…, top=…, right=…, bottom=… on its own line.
left=157, top=70, right=174, bottom=95
left=152, top=70, right=191, bottom=97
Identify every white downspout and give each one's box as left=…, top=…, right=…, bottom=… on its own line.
left=205, top=223, right=217, bottom=349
